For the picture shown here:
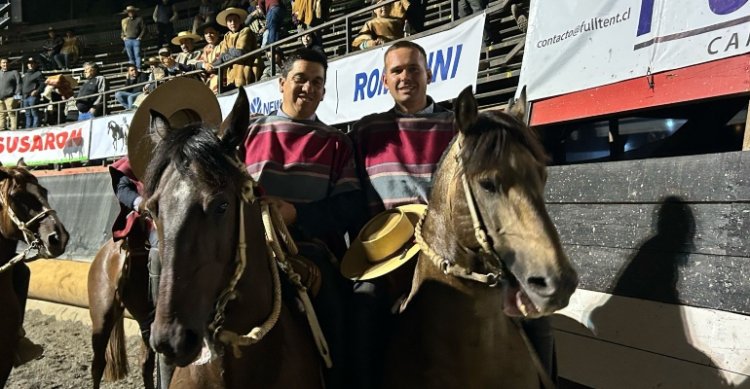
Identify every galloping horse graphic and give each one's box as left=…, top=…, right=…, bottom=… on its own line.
left=107, top=118, right=129, bottom=151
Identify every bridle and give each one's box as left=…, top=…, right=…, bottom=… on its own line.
left=414, top=139, right=509, bottom=288
left=0, top=184, right=58, bottom=273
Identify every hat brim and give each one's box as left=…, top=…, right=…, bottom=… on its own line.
left=340, top=204, right=427, bottom=281
left=122, top=7, right=139, bottom=13
left=197, top=21, right=226, bottom=35
left=127, top=77, right=222, bottom=180
left=216, top=7, right=249, bottom=27
left=170, top=33, right=202, bottom=46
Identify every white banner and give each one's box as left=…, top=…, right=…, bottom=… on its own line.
left=89, top=113, right=133, bottom=160
left=0, top=121, right=90, bottom=166
left=518, top=0, right=750, bottom=101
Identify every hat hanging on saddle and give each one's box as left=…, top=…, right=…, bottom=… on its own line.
left=127, top=77, right=222, bottom=180
left=170, top=31, right=202, bottom=46
left=341, top=204, right=426, bottom=281
left=216, top=7, right=249, bottom=27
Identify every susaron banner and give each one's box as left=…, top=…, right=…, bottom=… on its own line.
left=518, top=0, right=750, bottom=101
left=0, top=120, right=90, bottom=166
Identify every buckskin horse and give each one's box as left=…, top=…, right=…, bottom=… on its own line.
left=144, top=88, right=323, bottom=388
left=383, top=87, right=578, bottom=389
left=0, top=167, right=69, bottom=386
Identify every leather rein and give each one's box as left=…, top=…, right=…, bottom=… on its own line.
left=0, top=188, right=57, bottom=274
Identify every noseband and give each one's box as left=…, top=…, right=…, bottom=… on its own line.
left=0, top=187, right=58, bottom=273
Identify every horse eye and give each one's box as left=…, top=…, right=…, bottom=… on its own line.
left=216, top=201, right=229, bottom=214
left=478, top=179, right=499, bottom=194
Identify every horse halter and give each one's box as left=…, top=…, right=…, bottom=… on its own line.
left=415, top=141, right=509, bottom=288
left=0, top=189, right=57, bottom=274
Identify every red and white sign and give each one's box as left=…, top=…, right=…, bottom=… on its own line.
left=0, top=121, right=91, bottom=166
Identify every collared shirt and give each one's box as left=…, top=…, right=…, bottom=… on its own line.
left=393, top=99, right=435, bottom=116
left=121, top=16, right=146, bottom=39
left=277, top=106, right=317, bottom=122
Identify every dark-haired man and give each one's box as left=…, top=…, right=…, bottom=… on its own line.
left=115, top=64, right=148, bottom=110
left=242, top=48, right=367, bottom=389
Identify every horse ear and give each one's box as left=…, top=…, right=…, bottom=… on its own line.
left=454, top=86, right=478, bottom=134
left=149, top=109, right=171, bottom=144
left=219, top=87, right=250, bottom=152
left=16, top=158, right=26, bottom=168
left=507, top=87, right=528, bottom=123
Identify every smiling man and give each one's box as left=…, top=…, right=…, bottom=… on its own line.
left=242, top=47, right=368, bottom=389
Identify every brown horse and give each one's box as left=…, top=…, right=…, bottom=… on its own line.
left=383, top=88, right=578, bottom=388
left=88, top=227, right=156, bottom=389
left=144, top=88, right=323, bottom=388
left=0, top=167, right=69, bottom=386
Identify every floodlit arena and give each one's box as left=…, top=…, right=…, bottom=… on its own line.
left=0, top=0, right=748, bottom=388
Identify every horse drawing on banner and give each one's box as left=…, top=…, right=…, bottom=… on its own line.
left=0, top=167, right=69, bottom=386
left=382, top=87, right=578, bottom=389
left=108, top=118, right=129, bottom=151
left=63, top=135, right=85, bottom=159
left=143, top=88, right=323, bottom=388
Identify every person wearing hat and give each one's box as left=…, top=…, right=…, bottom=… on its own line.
left=0, top=58, right=21, bottom=131
left=192, top=21, right=225, bottom=93
left=242, top=48, right=369, bottom=388
left=170, top=31, right=202, bottom=66
left=153, top=0, right=178, bottom=48
left=121, top=5, right=146, bottom=69
left=54, top=29, right=81, bottom=70
left=39, top=27, right=63, bottom=70
left=140, top=56, right=167, bottom=97
left=211, top=7, right=263, bottom=89
left=158, top=47, right=190, bottom=77
left=21, top=57, right=45, bottom=128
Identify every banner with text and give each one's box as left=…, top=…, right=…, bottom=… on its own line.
left=0, top=121, right=90, bottom=166
left=518, top=0, right=750, bottom=101
left=89, top=113, right=133, bottom=160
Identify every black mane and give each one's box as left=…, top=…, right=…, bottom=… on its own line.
left=460, top=111, right=547, bottom=176
left=144, top=124, right=242, bottom=197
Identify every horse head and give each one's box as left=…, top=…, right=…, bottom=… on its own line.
left=0, top=167, right=69, bottom=258
left=433, top=86, right=577, bottom=317
left=145, top=88, right=251, bottom=366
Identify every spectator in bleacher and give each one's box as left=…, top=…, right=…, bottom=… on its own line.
left=54, top=29, right=81, bottom=70
left=171, top=31, right=202, bottom=66
left=351, top=0, right=404, bottom=51
left=75, top=62, right=108, bottom=119
left=248, top=0, right=284, bottom=46
left=383, top=0, right=425, bottom=34
left=21, top=58, right=45, bottom=129
left=121, top=5, right=146, bottom=69
left=300, top=29, right=325, bottom=57
left=292, top=0, right=330, bottom=29
left=260, top=49, right=284, bottom=80
left=193, top=21, right=225, bottom=93
left=245, top=1, right=268, bottom=46
left=115, top=64, right=149, bottom=110
left=214, top=7, right=263, bottom=89
left=193, top=0, right=219, bottom=34
left=0, top=58, right=21, bottom=131
left=457, top=0, right=488, bottom=44
left=40, top=27, right=64, bottom=71
left=159, top=47, right=191, bottom=77
left=141, top=57, right=167, bottom=96
left=154, top=0, right=178, bottom=48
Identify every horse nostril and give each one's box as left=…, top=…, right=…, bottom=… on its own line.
left=46, top=231, right=59, bottom=246
left=526, top=276, right=556, bottom=297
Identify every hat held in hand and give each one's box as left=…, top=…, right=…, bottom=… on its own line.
left=341, top=204, right=426, bottom=281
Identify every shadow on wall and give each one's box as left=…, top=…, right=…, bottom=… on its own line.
left=555, top=196, right=750, bottom=388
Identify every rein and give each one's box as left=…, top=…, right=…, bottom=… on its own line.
left=0, top=189, right=56, bottom=274
left=203, top=159, right=331, bottom=367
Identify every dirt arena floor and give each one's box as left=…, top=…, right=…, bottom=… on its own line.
left=6, top=309, right=147, bottom=389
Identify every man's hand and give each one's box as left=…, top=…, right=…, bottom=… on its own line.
left=89, top=107, right=96, bottom=114
left=262, top=196, right=297, bottom=226
left=30, top=91, right=37, bottom=97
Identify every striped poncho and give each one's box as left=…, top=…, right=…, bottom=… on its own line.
left=350, top=102, right=455, bottom=215
left=243, top=113, right=367, bottom=257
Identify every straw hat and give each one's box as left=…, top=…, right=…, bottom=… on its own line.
left=216, top=7, right=248, bottom=27
left=197, top=20, right=225, bottom=35
left=341, top=204, right=427, bottom=281
left=146, top=56, right=161, bottom=65
left=127, top=77, right=222, bottom=180
left=122, top=5, right=139, bottom=13
left=170, top=31, right=202, bottom=46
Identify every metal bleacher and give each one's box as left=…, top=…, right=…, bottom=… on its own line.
left=0, top=0, right=527, bottom=124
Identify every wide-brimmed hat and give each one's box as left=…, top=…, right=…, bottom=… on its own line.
left=341, top=204, right=426, bottom=281
left=197, top=20, right=225, bottom=35
left=127, top=77, right=222, bottom=180
left=146, top=56, right=161, bottom=65
left=122, top=5, right=139, bottom=13
left=170, top=31, right=202, bottom=46
left=216, top=7, right=248, bottom=27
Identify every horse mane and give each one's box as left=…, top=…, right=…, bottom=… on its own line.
left=143, top=124, right=242, bottom=197
left=459, top=111, right=547, bottom=176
